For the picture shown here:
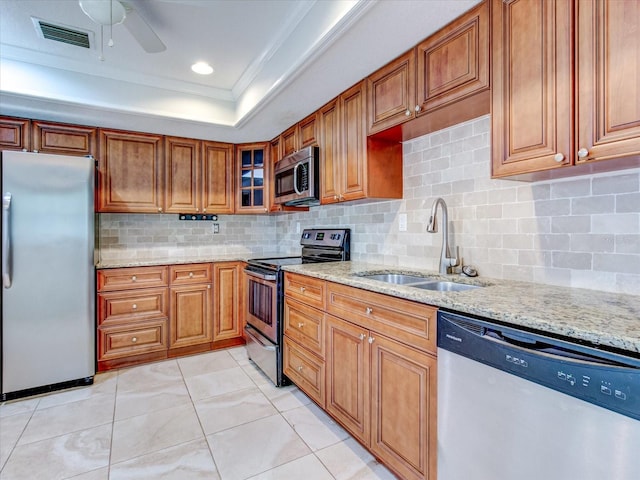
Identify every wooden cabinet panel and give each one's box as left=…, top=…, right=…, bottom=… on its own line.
left=371, top=335, right=437, bottom=480
left=213, top=262, right=243, bottom=341
left=299, top=112, right=318, bottom=148
left=98, top=319, right=168, bottom=361
left=283, top=336, right=325, bottom=407
left=576, top=0, right=640, bottom=164
left=31, top=120, right=97, bottom=157
left=326, top=282, right=437, bottom=355
left=98, top=288, right=168, bottom=325
left=169, top=263, right=212, bottom=285
left=97, top=266, right=169, bottom=291
left=236, top=143, right=268, bottom=213
left=416, top=0, right=489, bottom=114
left=319, top=97, right=341, bottom=203
left=326, top=314, right=370, bottom=445
left=284, top=297, right=325, bottom=357
left=0, top=116, right=30, bottom=151
left=367, top=50, right=416, bottom=134
left=203, top=141, right=234, bottom=214
left=169, top=283, right=213, bottom=349
left=284, top=272, right=325, bottom=310
left=98, top=129, right=164, bottom=212
left=340, top=81, right=367, bottom=202
left=281, top=124, right=298, bottom=156
left=165, top=136, right=200, bottom=213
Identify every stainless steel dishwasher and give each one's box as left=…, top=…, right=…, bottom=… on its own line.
left=437, top=310, right=640, bottom=480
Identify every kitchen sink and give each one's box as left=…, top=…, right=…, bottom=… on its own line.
left=357, top=272, right=483, bottom=292
left=411, top=281, right=481, bottom=292
left=359, top=273, right=429, bottom=284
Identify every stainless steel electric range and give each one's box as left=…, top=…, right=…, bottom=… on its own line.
left=244, top=228, right=350, bottom=386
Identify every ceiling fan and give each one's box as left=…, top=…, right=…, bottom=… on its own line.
left=78, top=0, right=166, bottom=53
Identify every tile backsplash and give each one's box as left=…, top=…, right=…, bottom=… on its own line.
left=98, top=114, right=639, bottom=294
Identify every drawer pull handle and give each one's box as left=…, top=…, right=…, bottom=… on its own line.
left=132, top=304, right=137, bottom=310
left=365, top=307, right=373, bottom=315
left=131, top=337, right=138, bottom=343
left=189, top=272, right=194, bottom=278
left=131, top=275, right=137, bottom=282
left=300, top=286, right=306, bottom=293
left=359, top=333, right=366, bottom=341
left=297, top=365, right=303, bottom=372
left=298, top=323, right=304, bottom=328
left=368, top=336, right=375, bottom=344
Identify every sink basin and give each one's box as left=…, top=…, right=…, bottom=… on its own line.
left=412, top=281, right=481, bottom=292
left=359, top=273, right=429, bottom=285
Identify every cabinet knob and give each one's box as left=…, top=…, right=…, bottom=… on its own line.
left=131, top=337, right=138, bottom=343
left=195, top=208, right=199, bottom=212
left=334, top=195, right=339, bottom=201
left=415, top=105, right=422, bottom=113
left=297, top=365, right=303, bottom=372
left=131, top=275, right=137, bottom=282
left=553, top=153, right=565, bottom=163
left=203, top=208, right=206, bottom=212
left=577, top=148, right=589, bottom=159
left=189, top=272, right=194, bottom=278
left=207, top=284, right=211, bottom=289
left=300, top=286, right=305, bottom=293
left=158, top=207, right=163, bottom=212
left=405, top=109, right=411, bottom=117
left=368, top=336, right=375, bottom=344
left=359, top=333, right=366, bottom=341
left=339, top=194, right=344, bottom=201
left=365, top=307, right=373, bottom=315
left=33, top=149, right=39, bottom=153
left=132, top=304, right=137, bottom=309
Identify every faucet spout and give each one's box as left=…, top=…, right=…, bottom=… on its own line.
left=426, top=197, right=459, bottom=274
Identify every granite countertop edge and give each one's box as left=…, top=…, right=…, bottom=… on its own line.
left=95, top=254, right=255, bottom=268
left=282, top=261, right=640, bottom=356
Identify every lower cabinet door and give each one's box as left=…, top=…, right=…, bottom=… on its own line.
left=169, top=284, right=213, bottom=349
left=283, top=336, right=325, bottom=407
left=325, top=314, right=370, bottom=445
left=370, top=334, right=437, bottom=480
left=98, top=320, right=167, bottom=361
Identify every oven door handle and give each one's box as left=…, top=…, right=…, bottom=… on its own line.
left=244, top=268, right=277, bottom=281
left=245, top=326, right=277, bottom=351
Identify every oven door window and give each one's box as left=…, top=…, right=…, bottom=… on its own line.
left=246, top=275, right=278, bottom=343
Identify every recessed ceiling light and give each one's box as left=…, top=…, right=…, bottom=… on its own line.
left=191, top=62, right=214, bottom=75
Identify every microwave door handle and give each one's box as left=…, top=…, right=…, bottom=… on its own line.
left=293, top=163, right=302, bottom=195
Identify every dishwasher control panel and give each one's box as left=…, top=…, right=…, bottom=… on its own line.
left=437, top=311, right=640, bottom=421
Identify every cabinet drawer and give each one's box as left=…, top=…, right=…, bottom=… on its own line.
left=169, top=263, right=212, bottom=285
left=284, top=272, right=325, bottom=309
left=284, top=297, right=325, bottom=358
left=98, top=288, right=168, bottom=325
left=326, top=282, right=437, bottom=354
left=98, top=320, right=167, bottom=361
left=283, top=337, right=325, bottom=407
left=98, top=266, right=169, bottom=291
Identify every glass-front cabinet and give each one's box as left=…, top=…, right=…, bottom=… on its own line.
left=236, top=142, right=269, bottom=213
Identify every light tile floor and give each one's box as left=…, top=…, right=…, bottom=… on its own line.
left=0, top=347, right=397, bottom=480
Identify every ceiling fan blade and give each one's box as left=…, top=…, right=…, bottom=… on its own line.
left=122, top=5, right=166, bottom=53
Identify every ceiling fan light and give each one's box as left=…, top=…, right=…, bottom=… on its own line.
left=79, top=0, right=126, bottom=26
left=191, top=62, right=214, bottom=75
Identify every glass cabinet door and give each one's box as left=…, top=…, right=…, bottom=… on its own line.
left=236, top=143, right=268, bottom=213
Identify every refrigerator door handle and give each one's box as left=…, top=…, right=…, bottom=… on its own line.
left=2, top=192, right=12, bottom=288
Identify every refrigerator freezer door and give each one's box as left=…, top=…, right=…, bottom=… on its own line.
left=1, top=151, right=95, bottom=395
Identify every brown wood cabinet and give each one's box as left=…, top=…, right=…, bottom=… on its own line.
left=320, top=81, right=403, bottom=204
left=169, top=263, right=213, bottom=351
left=213, top=262, right=244, bottom=341
left=0, top=116, right=30, bottom=151
left=98, top=129, right=164, bottom=212
left=164, top=137, right=234, bottom=214
left=279, top=112, right=319, bottom=158
left=97, top=266, right=170, bottom=370
left=236, top=142, right=269, bottom=213
left=492, top=0, right=640, bottom=179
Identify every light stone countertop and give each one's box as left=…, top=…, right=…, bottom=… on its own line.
left=95, top=252, right=287, bottom=269
left=282, top=261, right=640, bottom=356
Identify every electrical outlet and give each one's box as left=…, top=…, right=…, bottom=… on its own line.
left=399, top=213, right=407, bottom=232
left=213, top=223, right=220, bottom=234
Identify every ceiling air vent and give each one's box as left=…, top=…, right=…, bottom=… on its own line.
left=32, top=17, right=92, bottom=49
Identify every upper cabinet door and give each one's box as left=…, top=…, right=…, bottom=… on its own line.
left=299, top=112, right=318, bottom=148
left=165, top=136, right=200, bottom=213
left=576, top=0, right=640, bottom=164
left=319, top=97, right=341, bottom=204
left=340, top=81, right=367, bottom=202
left=417, top=0, right=489, bottom=114
left=0, top=116, right=30, bottom=151
left=281, top=125, right=298, bottom=157
left=491, top=0, right=573, bottom=177
left=32, top=120, right=97, bottom=157
left=236, top=143, right=268, bottom=214
left=367, top=50, right=416, bottom=135
left=202, top=141, right=234, bottom=214
left=98, top=129, right=164, bottom=213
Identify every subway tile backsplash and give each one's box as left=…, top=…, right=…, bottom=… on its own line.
left=98, top=115, right=639, bottom=294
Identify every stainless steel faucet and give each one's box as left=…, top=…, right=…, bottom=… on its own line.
left=426, top=197, right=460, bottom=275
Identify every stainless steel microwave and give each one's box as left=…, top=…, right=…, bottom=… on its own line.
left=273, top=146, right=319, bottom=206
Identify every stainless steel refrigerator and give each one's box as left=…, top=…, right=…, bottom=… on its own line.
left=1, top=150, right=95, bottom=401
